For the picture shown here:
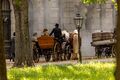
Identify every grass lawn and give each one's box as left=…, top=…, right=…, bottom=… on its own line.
left=8, top=62, right=115, bottom=80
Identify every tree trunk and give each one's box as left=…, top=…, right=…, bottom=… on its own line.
left=12, top=0, right=34, bottom=67
left=0, top=0, right=7, bottom=79
left=115, top=0, right=120, bottom=80
left=21, top=0, right=33, bottom=66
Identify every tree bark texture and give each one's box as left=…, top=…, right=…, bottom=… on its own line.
left=12, top=0, right=33, bottom=67
left=115, top=0, right=120, bottom=80
left=0, top=0, right=7, bottom=79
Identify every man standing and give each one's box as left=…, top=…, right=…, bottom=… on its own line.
left=10, top=32, right=15, bottom=61
left=50, top=23, right=63, bottom=61
left=50, top=23, right=62, bottom=40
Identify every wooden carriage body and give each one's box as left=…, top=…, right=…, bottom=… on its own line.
left=37, top=35, right=72, bottom=61
left=91, top=32, right=116, bottom=46
left=34, top=35, right=55, bottom=62
left=37, top=35, right=55, bottom=49
left=91, top=32, right=116, bottom=57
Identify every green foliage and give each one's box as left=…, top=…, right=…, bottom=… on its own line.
left=15, top=0, right=21, bottom=8
left=81, top=0, right=107, bottom=4
left=81, top=0, right=117, bottom=10
left=112, top=0, right=118, bottom=10
left=8, top=62, right=115, bottom=80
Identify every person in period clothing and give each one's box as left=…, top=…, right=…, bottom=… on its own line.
left=32, top=32, right=42, bottom=62
left=32, top=32, right=38, bottom=52
left=32, top=32, right=41, bottom=50
left=10, top=32, right=15, bottom=61
left=50, top=23, right=62, bottom=40
left=50, top=23, right=63, bottom=61
left=71, top=30, right=81, bottom=60
left=43, top=28, right=49, bottom=36
left=32, top=32, right=38, bottom=42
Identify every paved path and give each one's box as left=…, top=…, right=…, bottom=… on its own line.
left=6, top=58, right=116, bottom=69
left=36, top=58, right=115, bottom=66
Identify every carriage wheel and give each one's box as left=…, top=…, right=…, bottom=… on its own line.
left=112, top=45, right=116, bottom=57
left=33, top=49, right=39, bottom=63
left=44, top=50, right=51, bottom=62
left=65, top=45, right=72, bottom=60
left=95, top=47, right=101, bottom=58
left=53, top=42, right=61, bottom=61
left=45, top=54, right=51, bottom=62
left=33, top=42, right=40, bottom=63
left=95, top=47, right=98, bottom=58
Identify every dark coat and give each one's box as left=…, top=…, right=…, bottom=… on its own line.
left=11, top=36, right=15, bottom=53
left=50, top=27, right=62, bottom=39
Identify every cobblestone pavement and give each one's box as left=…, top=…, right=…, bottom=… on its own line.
left=6, top=57, right=116, bottom=69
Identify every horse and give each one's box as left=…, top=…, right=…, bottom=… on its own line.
left=61, top=30, right=80, bottom=60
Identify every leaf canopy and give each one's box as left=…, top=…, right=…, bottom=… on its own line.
left=81, top=0, right=107, bottom=4
left=81, top=0, right=117, bottom=9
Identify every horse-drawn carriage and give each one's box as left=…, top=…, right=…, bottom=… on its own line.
left=91, top=31, right=116, bottom=58
left=33, top=34, right=72, bottom=62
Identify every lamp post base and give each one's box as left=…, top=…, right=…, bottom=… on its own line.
left=77, top=28, right=82, bottom=63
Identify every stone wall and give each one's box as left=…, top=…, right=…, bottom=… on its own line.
left=29, top=0, right=83, bottom=34
left=91, top=1, right=115, bottom=32
left=29, top=0, right=60, bottom=36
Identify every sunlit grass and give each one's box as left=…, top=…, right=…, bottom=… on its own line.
left=8, top=62, right=115, bottom=80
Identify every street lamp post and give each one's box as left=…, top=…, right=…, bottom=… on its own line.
left=74, top=13, right=83, bottom=63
